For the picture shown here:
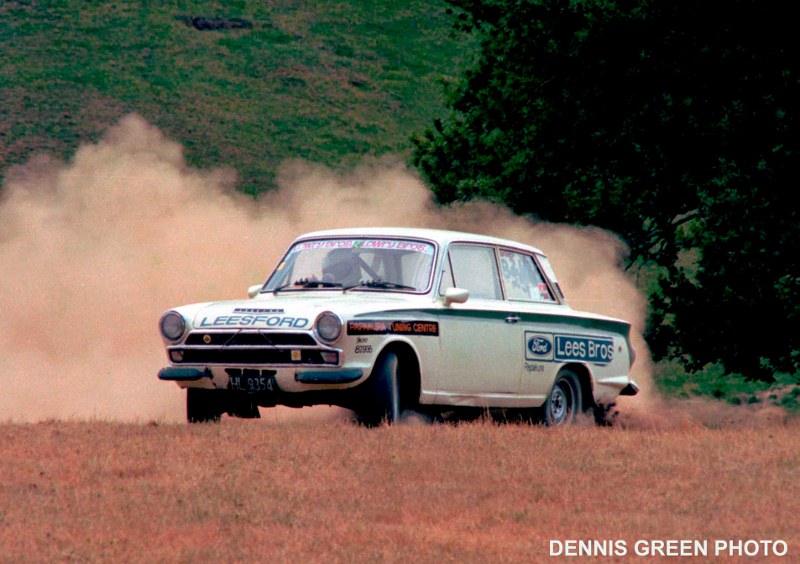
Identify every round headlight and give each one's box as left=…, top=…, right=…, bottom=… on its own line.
left=315, top=312, right=342, bottom=342
left=160, top=311, right=186, bottom=341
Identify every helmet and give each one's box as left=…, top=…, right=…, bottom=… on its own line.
left=322, top=249, right=362, bottom=286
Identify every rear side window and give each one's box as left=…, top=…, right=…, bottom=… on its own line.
left=441, top=244, right=502, bottom=300
left=499, top=249, right=555, bottom=302
left=536, top=255, right=565, bottom=300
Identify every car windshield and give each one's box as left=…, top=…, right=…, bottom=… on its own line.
left=263, top=238, right=436, bottom=293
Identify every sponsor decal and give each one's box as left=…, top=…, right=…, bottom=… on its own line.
left=198, top=315, right=309, bottom=328
left=555, top=334, right=614, bottom=365
left=355, top=336, right=373, bottom=354
left=525, top=331, right=614, bottom=365
left=233, top=307, right=285, bottom=314
left=347, top=320, right=439, bottom=336
left=524, top=362, right=545, bottom=373
left=526, top=333, right=553, bottom=359
left=292, top=239, right=434, bottom=254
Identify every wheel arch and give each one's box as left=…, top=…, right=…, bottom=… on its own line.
left=559, top=363, right=595, bottom=412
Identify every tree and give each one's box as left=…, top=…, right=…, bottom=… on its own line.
left=411, top=0, right=799, bottom=380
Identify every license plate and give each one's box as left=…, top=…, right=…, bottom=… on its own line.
left=228, top=371, right=276, bottom=393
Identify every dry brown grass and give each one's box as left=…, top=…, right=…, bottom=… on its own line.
left=1, top=416, right=799, bottom=563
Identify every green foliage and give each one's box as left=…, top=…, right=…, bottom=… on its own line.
left=650, top=158, right=799, bottom=379
left=656, top=360, right=800, bottom=413
left=412, top=0, right=800, bottom=381
left=0, top=0, right=474, bottom=194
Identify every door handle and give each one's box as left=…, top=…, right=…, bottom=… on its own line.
left=505, top=315, right=521, bottom=324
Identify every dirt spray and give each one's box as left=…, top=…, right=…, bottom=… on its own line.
left=0, top=114, right=654, bottom=423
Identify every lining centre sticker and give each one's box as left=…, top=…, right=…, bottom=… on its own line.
left=347, top=320, right=439, bottom=336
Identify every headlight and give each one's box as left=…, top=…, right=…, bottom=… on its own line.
left=160, top=311, right=186, bottom=341
left=315, top=312, right=342, bottom=342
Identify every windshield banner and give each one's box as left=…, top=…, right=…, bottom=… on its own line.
left=291, top=239, right=434, bottom=254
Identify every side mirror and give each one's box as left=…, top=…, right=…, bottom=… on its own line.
left=247, top=284, right=263, bottom=298
left=443, top=287, right=469, bottom=306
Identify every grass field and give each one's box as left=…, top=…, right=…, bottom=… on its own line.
left=1, top=416, right=798, bottom=562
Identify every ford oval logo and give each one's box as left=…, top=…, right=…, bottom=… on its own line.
left=527, top=336, right=552, bottom=356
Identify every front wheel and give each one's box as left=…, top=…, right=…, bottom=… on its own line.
left=541, top=369, right=582, bottom=427
left=186, top=388, right=223, bottom=423
left=226, top=394, right=261, bottom=419
left=356, top=351, right=402, bottom=426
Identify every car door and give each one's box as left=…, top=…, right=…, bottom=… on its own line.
left=497, top=248, right=562, bottom=399
left=435, top=243, right=521, bottom=397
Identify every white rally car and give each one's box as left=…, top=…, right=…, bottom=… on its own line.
left=158, top=228, right=638, bottom=424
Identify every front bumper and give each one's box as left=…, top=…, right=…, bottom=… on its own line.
left=295, top=369, right=363, bottom=384
left=158, top=367, right=212, bottom=381
left=158, top=366, right=363, bottom=385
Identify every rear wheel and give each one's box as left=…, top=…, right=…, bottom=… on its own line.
left=541, top=369, right=582, bottom=427
left=186, top=388, right=223, bottom=423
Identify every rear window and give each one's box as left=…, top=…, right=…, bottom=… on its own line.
left=499, top=249, right=555, bottom=302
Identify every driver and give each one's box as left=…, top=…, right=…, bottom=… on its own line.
left=321, top=248, right=362, bottom=286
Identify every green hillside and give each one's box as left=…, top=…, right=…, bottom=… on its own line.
left=0, top=1, right=475, bottom=194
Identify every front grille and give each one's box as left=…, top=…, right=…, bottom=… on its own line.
left=184, top=331, right=316, bottom=347
left=175, top=348, right=335, bottom=365
left=170, top=330, right=338, bottom=366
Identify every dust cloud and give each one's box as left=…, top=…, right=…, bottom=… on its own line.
left=1, top=113, right=654, bottom=423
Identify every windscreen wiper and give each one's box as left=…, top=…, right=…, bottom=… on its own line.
left=274, top=278, right=342, bottom=293
left=344, top=279, right=416, bottom=291
left=297, top=278, right=342, bottom=288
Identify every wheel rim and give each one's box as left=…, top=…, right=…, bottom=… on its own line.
left=547, top=375, right=580, bottom=427
left=550, top=382, right=570, bottom=424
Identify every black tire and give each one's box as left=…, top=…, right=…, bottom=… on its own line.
left=186, top=388, right=223, bottom=423
left=357, top=351, right=402, bottom=427
left=541, top=369, right=582, bottom=427
left=226, top=394, right=261, bottom=419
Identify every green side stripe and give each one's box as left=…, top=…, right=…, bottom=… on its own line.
left=352, top=308, right=630, bottom=335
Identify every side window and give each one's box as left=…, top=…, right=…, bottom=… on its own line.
left=499, top=249, right=555, bottom=302
left=444, top=244, right=502, bottom=300
left=537, top=255, right=565, bottom=299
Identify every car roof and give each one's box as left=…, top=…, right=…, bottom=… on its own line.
left=295, top=227, right=546, bottom=256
